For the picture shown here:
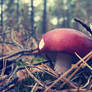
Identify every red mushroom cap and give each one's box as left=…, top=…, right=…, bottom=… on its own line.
left=38, top=28, right=92, bottom=57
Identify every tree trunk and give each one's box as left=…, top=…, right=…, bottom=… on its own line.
left=30, top=0, right=34, bottom=35
left=42, top=0, right=47, bottom=34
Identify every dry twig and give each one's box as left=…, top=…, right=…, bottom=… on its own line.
left=25, top=66, right=45, bottom=88
left=31, top=83, right=38, bottom=92
left=75, top=52, right=92, bottom=70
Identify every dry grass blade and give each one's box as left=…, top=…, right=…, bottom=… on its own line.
left=4, top=84, right=15, bottom=92
left=89, top=85, right=92, bottom=90
left=31, top=83, right=38, bottom=92
left=25, top=85, right=43, bottom=90
left=11, top=30, right=23, bottom=50
left=31, top=64, right=58, bottom=77
left=44, top=51, right=92, bottom=92
left=1, top=59, right=7, bottom=76
left=0, top=75, right=7, bottom=86
left=62, top=77, right=77, bottom=89
left=75, top=52, right=92, bottom=70
left=25, top=66, right=45, bottom=88
left=80, top=75, right=92, bottom=89
left=47, top=89, right=92, bottom=92
left=41, top=64, right=58, bottom=77
left=7, top=66, right=18, bottom=82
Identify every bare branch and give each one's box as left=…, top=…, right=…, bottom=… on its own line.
left=74, top=18, right=92, bottom=35
left=0, top=48, right=38, bottom=60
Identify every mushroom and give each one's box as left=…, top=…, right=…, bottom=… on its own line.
left=38, top=28, right=92, bottom=74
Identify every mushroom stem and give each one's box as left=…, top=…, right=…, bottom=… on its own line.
left=55, top=53, right=73, bottom=74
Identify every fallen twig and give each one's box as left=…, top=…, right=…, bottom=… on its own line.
left=0, top=48, right=38, bottom=60
left=0, top=74, right=17, bottom=91
left=75, top=52, right=92, bottom=70
left=31, top=83, right=38, bottom=92
left=24, top=66, right=46, bottom=88
left=74, top=18, right=92, bottom=35
left=80, top=75, right=92, bottom=89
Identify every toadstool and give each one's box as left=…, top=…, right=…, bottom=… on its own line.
left=38, top=28, right=92, bottom=74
